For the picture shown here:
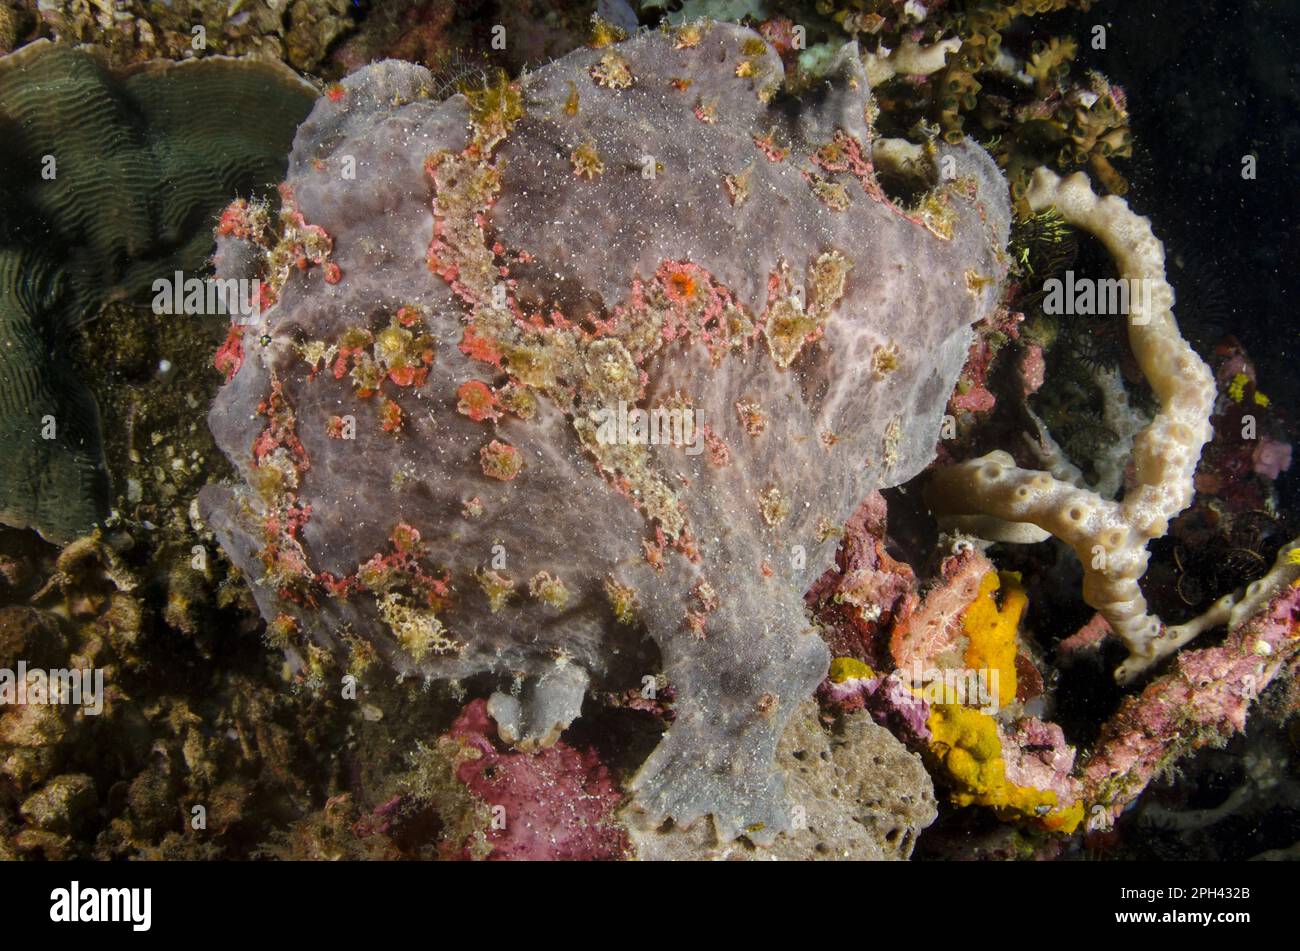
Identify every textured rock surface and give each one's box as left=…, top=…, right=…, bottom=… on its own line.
left=0, top=41, right=315, bottom=542
left=628, top=701, right=937, bottom=859
left=202, top=22, right=1009, bottom=840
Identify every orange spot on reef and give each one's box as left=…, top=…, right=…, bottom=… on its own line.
left=379, top=398, right=403, bottom=432
left=456, top=380, right=500, bottom=422
left=460, top=326, right=503, bottom=366
left=388, top=365, right=428, bottom=388
left=665, top=269, right=698, bottom=301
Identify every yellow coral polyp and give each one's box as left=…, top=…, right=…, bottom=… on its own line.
left=571, top=139, right=605, bottom=178
left=463, top=70, right=524, bottom=148
left=758, top=483, right=791, bottom=527
left=604, top=576, right=639, bottom=624
left=475, top=568, right=515, bottom=613
left=590, top=53, right=633, bottom=89
left=377, top=591, right=461, bottom=660
left=674, top=23, right=705, bottom=50
left=588, top=16, right=627, bottom=49
left=915, top=190, right=956, bottom=241
left=962, top=571, right=1023, bottom=708
left=528, top=571, right=571, bottom=608
left=1226, top=372, right=1272, bottom=408
left=763, top=299, right=818, bottom=368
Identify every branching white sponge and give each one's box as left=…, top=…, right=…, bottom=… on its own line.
left=926, top=168, right=1218, bottom=683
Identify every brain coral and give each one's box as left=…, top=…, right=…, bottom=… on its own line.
left=0, top=40, right=315, bottom=543
left=201, top=21, right=1010, bottom=840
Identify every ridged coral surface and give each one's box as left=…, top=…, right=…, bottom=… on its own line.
left=0, top=41, right=315, bottom=543
left=202, top=22, right=1010, bottom=839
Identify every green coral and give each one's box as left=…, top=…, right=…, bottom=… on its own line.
left=0, top=41, right=314, bottom=542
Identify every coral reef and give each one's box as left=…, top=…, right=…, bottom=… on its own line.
left=636, top=0, right=1131, bottom=201
left=926, top=703, right=1068, bottom=826
left=17, top=0, right=353, bottom=70
left=0, top=41, right=315, bottom=543
left=1079, top=542, right=1300, bottom=827
left=201, top=21, right=1010, bottom=842
left=0, top=0, right=1286, bottom=866
left=810, top=485, right=1300, bottom=844
left=0, top=532, right=339, bottom=859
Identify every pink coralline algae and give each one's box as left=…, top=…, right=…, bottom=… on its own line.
left=201, top=22, right=1010, bottom=841
left=442, top=699, right=630, bottom=861
left=805, top=492, right=917, bottom=667
left=888, top=545, right=993, bottom=673
left=947, top=307, right=1024, bottom=418
left=1018, top=342, right=1046, bottom=399
left=1193, top=339, right=1292, bottom=506
left=1252, top=437, right=1292, bottom=481
left=999, top=718, right=1076, bottom=809
left=1056, top=611, right=1112, bottom=659
left=819, top=669, right=932, bottom=745
left=1079, top=575, right=1300, bottom=825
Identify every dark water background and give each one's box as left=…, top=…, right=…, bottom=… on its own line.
left=1069, top=0, right=1299, bottom=508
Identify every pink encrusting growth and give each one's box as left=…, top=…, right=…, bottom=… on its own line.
left=805, top=492, right=917, bottom=667
left=1057, top=612, right=1113, bottom=658
left=1253, top=438, right=1292, bottom=480
left=215, top=198, right=266, bottom=241
left=812, top=129, right=881, bottom=197
left=251, top=380, right=309, bottom=472
left=1194, top=340, right=1293, bottom=506
left=1079, top=569, right=1300, bottom=825
left=479, top=440, right=522, bottom=481
left=443, top=699, right=630, bottom=861
left=214, top=324, right=245, bottom=382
